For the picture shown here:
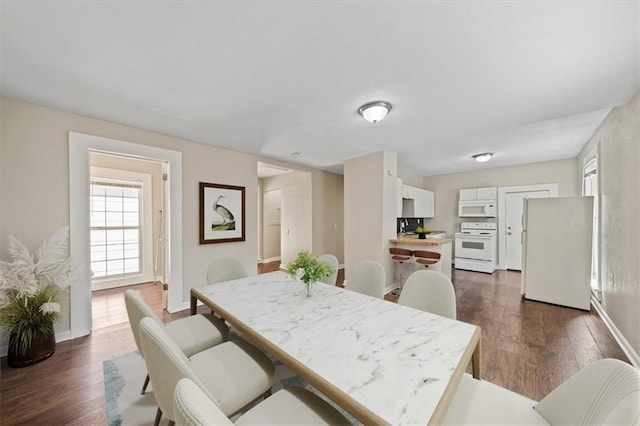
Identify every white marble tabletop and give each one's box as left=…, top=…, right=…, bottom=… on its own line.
left=192, top=271, right=480, bottom=425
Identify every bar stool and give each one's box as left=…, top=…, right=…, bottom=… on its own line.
left=413, top=250, right=441, bottom=268
left=389, top=248, right=413, bottom=293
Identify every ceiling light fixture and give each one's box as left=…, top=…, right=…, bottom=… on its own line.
left=472, top=152, right=494, bottom=163
left=358, top=101, right=392, bottom=123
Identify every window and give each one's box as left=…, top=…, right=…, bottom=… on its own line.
left=90, top=181, right=142, bottom=279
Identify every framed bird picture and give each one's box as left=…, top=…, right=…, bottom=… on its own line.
left=199, top=182, right=246, bottom=244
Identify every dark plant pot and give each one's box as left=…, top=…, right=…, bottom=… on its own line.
left=418, top=233, right=427, bottom=239
left=7, top=328, right=56, bottom=368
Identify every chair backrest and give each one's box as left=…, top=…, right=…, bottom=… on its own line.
left=139, top=317, right=218, bottom=422
left=534, top=358, right=640, bottom=425
left=174, top=378, right=233, bottom=426
left=317, top=254, right=339, bottom=285
left=124, top=289, right=165, bottom=356
left=397, top=270, right=456, bottom=319
left=207, top=256, right=248, bottom=285
left=346, top=260, right=385, bottom=299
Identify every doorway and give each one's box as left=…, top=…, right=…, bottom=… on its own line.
left=69, top=132, right=183, bottom=339
left=89, top=152, right=164, bottom=329
left=257, top=161, right=313, bottom=267
left=504, top=191, right=551, bottom=270
left=497, top=184, right=559, bottom=270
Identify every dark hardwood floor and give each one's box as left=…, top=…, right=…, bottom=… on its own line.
left=0, top=264, right=628, bottom=424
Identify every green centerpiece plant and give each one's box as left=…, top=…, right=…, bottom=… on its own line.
left=415, top=225, right=430, bottom=239
left=284, top=250, right=333, bottom=296
left=0, top=227, right=72, bottom=367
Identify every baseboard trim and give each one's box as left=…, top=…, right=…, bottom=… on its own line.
left=591, top=295, right=640, bottom=368
left=260, top=257, right=281, bottom=264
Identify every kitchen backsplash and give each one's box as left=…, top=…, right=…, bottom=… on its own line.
left=397, top=217, right=424, bottom=234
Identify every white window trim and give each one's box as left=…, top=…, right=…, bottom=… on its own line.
left=89, top=167, right=154, bottom=290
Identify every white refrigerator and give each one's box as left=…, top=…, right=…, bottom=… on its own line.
left=521, top=196, right=594, bottom=310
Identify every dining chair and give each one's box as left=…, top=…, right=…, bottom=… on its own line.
left=138, top=317, right=275, bottom=426
left=345, top=260, right=385, bottom=299
left=443, top=358, right=640, bottom=425
left=317, top=254, right=339, bottom=285
left=174, top=378, right=350, bottom=426
left=124, top=289, right=229, bottom=394
left=397, top=270, right=456, bottom=320
left=207, top=256, right=248, bottom=284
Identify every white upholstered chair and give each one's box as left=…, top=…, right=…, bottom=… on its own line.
left=345, top=260, right=385, bottom=299
left=174, top=378, right=350, bottom=426
left=207, top=256, right=248, bottom=284
left=443, top=358, right=640, bottom=425
left=138, top=317, right=275, bottom=426
left=124, top=289, right=229, bottom=394
left=397, top=270, right=457, bottom=320
left=317, top=254, right=339, bottom=285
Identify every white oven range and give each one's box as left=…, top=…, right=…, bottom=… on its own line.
left=455, top=222, right=497, bottom=273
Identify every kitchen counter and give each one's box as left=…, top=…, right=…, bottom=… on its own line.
left=390, top=235, right=452, bottom=246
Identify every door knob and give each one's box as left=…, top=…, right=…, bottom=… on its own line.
left=507, top=232, right=512, bottom=235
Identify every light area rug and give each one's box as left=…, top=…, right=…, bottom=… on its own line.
left=104, top=350, right=357, bottom=425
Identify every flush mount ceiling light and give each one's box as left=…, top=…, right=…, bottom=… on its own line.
left=472, top=152, right=494, bottom=163
left=358, top=101, right=392, bottom=123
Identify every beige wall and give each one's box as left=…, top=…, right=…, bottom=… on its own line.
left=0, top=96, right=341, bottom=337
left=419, top=158, right=579, bottom=238
left=311, top=170, right=344, bottom=264
left=577, top=90, right=640, bottom=357
left=397, top=170, right=424, bottom=188
left=344, top=151, right=397, bottom=287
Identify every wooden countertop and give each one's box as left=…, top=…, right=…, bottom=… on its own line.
left=389, top=235, right=453, bottom=246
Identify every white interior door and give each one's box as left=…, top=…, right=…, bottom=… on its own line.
left=505, top=190, right=550, bottom=270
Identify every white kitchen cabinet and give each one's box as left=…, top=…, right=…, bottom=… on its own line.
left=401, top=185, right=434, bottom=218
left=459, top=187, right=497, bottom=202
left=459, top=188, right=477, bottom=201
left=423, top=189, right=434, bottom=217
left=477, top=187, right=497, bottom=200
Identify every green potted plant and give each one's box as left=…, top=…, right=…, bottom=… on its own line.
left=414, top=225, right=430, bottom=239
left=0, top=227, right=71, bottom=367
left=284, top=250, right=333, bottom=296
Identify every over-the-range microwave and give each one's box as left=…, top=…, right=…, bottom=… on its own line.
left=458, top=201, right=497, bottom=217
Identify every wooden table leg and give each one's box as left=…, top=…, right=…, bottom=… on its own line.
left=472, top=338, right=481, bottom=379
left=190, top=292, right=197, bottom=316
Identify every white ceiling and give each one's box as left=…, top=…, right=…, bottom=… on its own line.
left=2, top=1, right=638, bottom=176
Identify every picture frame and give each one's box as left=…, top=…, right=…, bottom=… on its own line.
left=199, top=182, right=246, bottom=244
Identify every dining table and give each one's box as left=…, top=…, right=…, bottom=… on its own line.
left=190, top=271, right=481, bottom=425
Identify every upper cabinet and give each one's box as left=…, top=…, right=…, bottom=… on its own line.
left=400, top=184, right=434, bottom=218
left=459, top=187, right=497, bottom=202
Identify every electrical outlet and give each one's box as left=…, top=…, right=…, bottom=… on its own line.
left=608, top=272, right=615, bottom=287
